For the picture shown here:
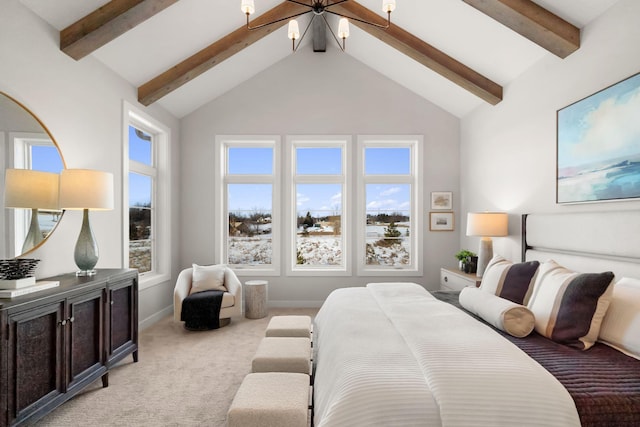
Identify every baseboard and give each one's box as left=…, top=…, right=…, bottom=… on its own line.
left=269, top=300, right=324, bottom=308
left=138, top=301, right=321, bottom=330
left=139, top=305, right=173, bottom=331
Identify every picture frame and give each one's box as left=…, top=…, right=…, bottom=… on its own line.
left=430, top=191, right=452, bottom=210
left=557, top=71, right=640, bottom=204
left=429, top=212, right=454, bottom=231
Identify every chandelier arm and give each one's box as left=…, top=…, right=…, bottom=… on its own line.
left=323, top=0, right=350, bottom=6
left=292, top=14, right=316, bottom=52
left=321, top=13, right=346, bottom=52
left=324, top=9, right=390, bottom=30
left=286, top=0, right=315, bottom=8
left=247, top=10, right=312, bottom=31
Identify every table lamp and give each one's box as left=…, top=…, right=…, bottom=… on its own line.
left=4, top=169, right=59, bottom=254
left=59, top=169, right=114, bottom=276
left=466, top=212, right=508, bottom=277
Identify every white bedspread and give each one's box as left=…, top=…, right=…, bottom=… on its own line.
left=313, top=283, right=581, bottom=427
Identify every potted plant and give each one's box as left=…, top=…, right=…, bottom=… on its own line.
left=454, top=250, right=476, bottom=272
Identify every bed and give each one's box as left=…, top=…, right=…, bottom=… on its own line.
left=312, top=211, right=640, bottom=426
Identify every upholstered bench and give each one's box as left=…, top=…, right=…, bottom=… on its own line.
left=252, top=337, right=312, bottom=375
left=227, top=372, right=310, bottom=427
left=265, top=315, right=312, bottom=338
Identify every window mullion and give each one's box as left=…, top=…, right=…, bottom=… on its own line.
left=225, top=174, right=274, bottom=184
left=130, top=160, right=156, bottom=177
left=364, top=175, right=412, bottom=185
left=294, top=175, right=344, bottom=184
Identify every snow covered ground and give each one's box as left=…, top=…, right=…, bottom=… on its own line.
left=228, top=224, right=411, bottom=266
left=128, top=224, right=411, bottom=270
left=130, top=240, right=151, bottom=273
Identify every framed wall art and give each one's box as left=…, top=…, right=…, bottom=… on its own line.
left=557, top=71, right=640, bottom=204
left=429, top=212, right=454, bottom=231
left=430, top=191, right=452, bottom=210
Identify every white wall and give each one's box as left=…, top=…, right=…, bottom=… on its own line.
left=0, top=0, right=181, bottom=327
left=460, top=0, right=640, bottom=262
left=180, top=47, right=461, bottom=305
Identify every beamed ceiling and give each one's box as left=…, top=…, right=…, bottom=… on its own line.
left=22, top=0, right=620, bottom=118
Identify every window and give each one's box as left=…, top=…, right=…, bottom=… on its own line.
left=214, top=134, right=421, bottom=277
left=357, top=136, right=423, bottom=275
left=288, top=137, right=349, bottom=275
left=128, top=127, right=153, bottom=274
left=216, top=137, right=280, bottom=275
left=123, top=103, right=170, bottom=287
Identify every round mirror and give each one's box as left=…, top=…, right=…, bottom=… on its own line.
left=1, top=92, right=66, bottom=258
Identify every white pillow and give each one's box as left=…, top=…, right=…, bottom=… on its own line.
left=459, top=286, right=535, bottom=338
left=598, top=277, right=640, bottom=359
left=189, top=264, right=227, bottom=295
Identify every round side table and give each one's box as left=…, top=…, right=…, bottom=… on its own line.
left=244, top=280, right=268, bottom=319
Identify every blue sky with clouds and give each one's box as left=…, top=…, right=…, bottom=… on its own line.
left=558, top=72, right=640, bottom=168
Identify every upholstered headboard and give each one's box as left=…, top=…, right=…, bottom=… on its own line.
left=522, top=211, right=640, bottom=281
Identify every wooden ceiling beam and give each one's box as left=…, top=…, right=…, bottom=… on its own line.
left=462, top=0, right=580, bottom=58
left=331, top=1, right=503, bottom=105
left=138, top=2, right=306, bottom=106
left=61, top=0, right=179, bottom=60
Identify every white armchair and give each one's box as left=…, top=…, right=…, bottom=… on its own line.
left=174, top=265, right=243, bottom=327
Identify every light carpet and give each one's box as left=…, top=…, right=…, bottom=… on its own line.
left=39, top=307, right=318, bottom=427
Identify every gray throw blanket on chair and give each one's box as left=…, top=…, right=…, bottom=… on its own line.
left=181, top=290, right=224, bottom=330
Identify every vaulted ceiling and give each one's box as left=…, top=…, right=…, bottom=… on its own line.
left=22, top=0, right=620, bottom=118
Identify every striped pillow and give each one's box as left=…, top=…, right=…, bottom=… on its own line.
left=528, top=260, right=614, bottom=350
left=480, top=256, right=540, bottom=305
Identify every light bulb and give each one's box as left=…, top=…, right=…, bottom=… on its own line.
left=241, top=0, right=255, bottom=15
left=382, top=0, right=396, bottom=13
left=338, top=18, right=350, bottom=39
left=288, top=20, right=300, bottom=40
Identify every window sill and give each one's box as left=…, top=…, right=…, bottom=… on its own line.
left=232, top=268, right=281, bottom=277
left=288, top=268, right=351, bottom=276
left=138, top=272, right=170, bottom=291
left=357, top=267, right=422, bottom=277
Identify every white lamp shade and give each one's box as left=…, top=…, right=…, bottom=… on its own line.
left=338, top=18, right=350, bottom=39
left=241, top=0, right=255, bottom=14
left=287, top=20, right=300, bottom=40
left=466, top=212, right=508, bottom=237
left=382, top=0, right=396, bottom=13
left=59, top=169, right=114, bottom=210
left=4, top=169, right=59, bottom=210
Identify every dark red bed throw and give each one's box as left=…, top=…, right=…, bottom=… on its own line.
left=432, top=291, right=640, bottom=427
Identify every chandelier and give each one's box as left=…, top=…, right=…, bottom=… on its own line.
left=241, top=0, right=396, bottom=52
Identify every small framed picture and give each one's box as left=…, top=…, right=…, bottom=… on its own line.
left=431, top=191, right=452, bottom=210
left=429, top=212, right=454, bottom=231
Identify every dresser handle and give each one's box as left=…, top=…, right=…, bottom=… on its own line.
left=59, top=319, right=67, bottom=326
left=444, top=276, right=448, bottom=282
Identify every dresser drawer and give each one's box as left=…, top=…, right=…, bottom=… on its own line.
left=440, top=268, right=480, bottom=291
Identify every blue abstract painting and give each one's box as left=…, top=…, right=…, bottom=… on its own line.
left=557, top=72, right=640, bottom=203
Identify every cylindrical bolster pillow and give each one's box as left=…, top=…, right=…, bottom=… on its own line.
left=459, top=287, right=535, bottom=338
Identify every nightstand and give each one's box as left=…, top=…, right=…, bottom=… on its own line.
left=440, top=267, right=481, bottom=291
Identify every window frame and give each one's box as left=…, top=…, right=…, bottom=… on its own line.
left=122, top=102, right=171, bottom=289
left=215, top=135, right=281, bottom=277
left=286, top=135, right=351, bottom=276
left=356, top=135, right=423, bottom=276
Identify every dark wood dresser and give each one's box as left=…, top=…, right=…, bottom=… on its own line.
left=0, top=269, right=138, bottom=426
